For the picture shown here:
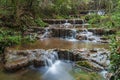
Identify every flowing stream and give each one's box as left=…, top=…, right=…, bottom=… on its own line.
left=0, top=60, right=105, bottom=80
left=0, top=20, right=110, bottom=80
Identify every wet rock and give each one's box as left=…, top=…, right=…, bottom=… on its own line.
left=43, top=19, right=83, bottom=24
left=88, top=28, right=116, bottom=35
left=4, top=50, right=30, bottom=72
left=4, top=49, right=46, bottom=71
left=34, top=56, right=45, bottom=67
left=88, top=28, right=105, bottom=35
left=4, top=48, right=110, bottom=72
left=4, top=57, right=29, bottom=72
left=76, top=48, right=110, bottom=70
left=51, top=28, right=73, bottom=38
left=100, top=37, right=108, bottom=40
left=76, top=61, right=104, bottom=71
left=88, top=37, right=95, bottom=41
left=51, top=28, right=60, bottom=37
left=57, top=49, right=80, bottom=61
left=76, top=34, right=87, bottom=40
left=33, top=49, right=47, bottom=67
left=97, top=40, right=109, bottom=43
left=90, top=49, right=97, bottom=53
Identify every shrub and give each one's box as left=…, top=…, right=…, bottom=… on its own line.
left=109, top=35, right=120, bottom=80
left=34, top=18, right=48, bottom=27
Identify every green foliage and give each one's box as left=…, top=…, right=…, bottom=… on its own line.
left=0, top=29, right=35, bottom=54
left=109, top=35, right=120, bottom=80
left=85, top=14, right=115, bottom=28
left=0, top=35, right=21, bottom=54
left=111, top=13, right=120, bottom=28
left=35, top=18, right=47, bottom=27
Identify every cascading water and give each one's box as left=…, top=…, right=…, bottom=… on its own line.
left=73, top=19, right=76, bottom=28
left=69, top=29, right=78, bottom=41
left=82, top=19, right=85, bottom=28
left=41, top=27, right=50, bottom=39
left=63, top=20, right=71, bottom=28
left=82, top=29, right=93, bottom=40
left=42, top=50, right=59, bottom=67
left=71, top=29, right=77, bottom=39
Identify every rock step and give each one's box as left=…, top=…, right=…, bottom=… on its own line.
left=4, top=48, right=110, bottom=72
left=43, top=19, right=84, bottom=24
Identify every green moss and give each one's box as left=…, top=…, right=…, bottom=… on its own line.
left=71, top=69, right=105, bottom=80
left=76, top=61, right=93, bottom=69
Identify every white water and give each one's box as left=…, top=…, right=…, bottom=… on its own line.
left=63, top=20, right=72, bottom=28
left=42, top=50, right=59, bottom=67
left=41, top=27, right=50, bottom=39
left=100, top=70, right=108, bottom=79
left=42, top=60, right=75, bottom=80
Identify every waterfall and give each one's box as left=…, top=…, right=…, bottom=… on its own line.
left=60, top=21, right=62, bottom=27
left=82, top=19, right=85, bottom=28
left=42, top=50, right=59, bottom=67
left=73, top=19, right=76, bottom=28
left=71, top=29, right=77, bottom=39
left=41, top=27, right=50, bottom=39
left=97, top=10, right=105, bottom=15
left=63, top=20, right=71, bottom=28
left=67, top=51, right=70, bottom=62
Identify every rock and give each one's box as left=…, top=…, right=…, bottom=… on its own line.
left=4, top=50, right=30, bottom=72
left=57, top=49, right=80, bottom=61
left=3, top=48, right=110, bottom=72
left=117, top=47, right=120, bottom=54
left=76, top=34, right=87, bottom=40
left=76, top=61, right=104, bottom=71
left=90, top=49, right=97, bottom=53
left=34, top=56, right=45, bottom=67
left=51, top=28, right=74, bottom=38
left=97, top=40, right=109, bottom=43
left=42, top=19, right=83, bottom=24
left=4, top=57, right=29, bottom=72
left=4, top=49, right=45, bottom=71
left=88, top=28, right=105, bottom=35
left=100, top=37, right=108, bottom=40
left=88, top=37, right=95, bottom=41
left=88, top=28, right=116, bottom=35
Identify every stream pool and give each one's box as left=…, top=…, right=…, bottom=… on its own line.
left=8, top=38, right=109, bottom=50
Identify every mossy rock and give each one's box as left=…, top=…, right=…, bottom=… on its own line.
left=71, top=69, right=105, bottom=80
left=76, top=61, right=93, bottom=69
